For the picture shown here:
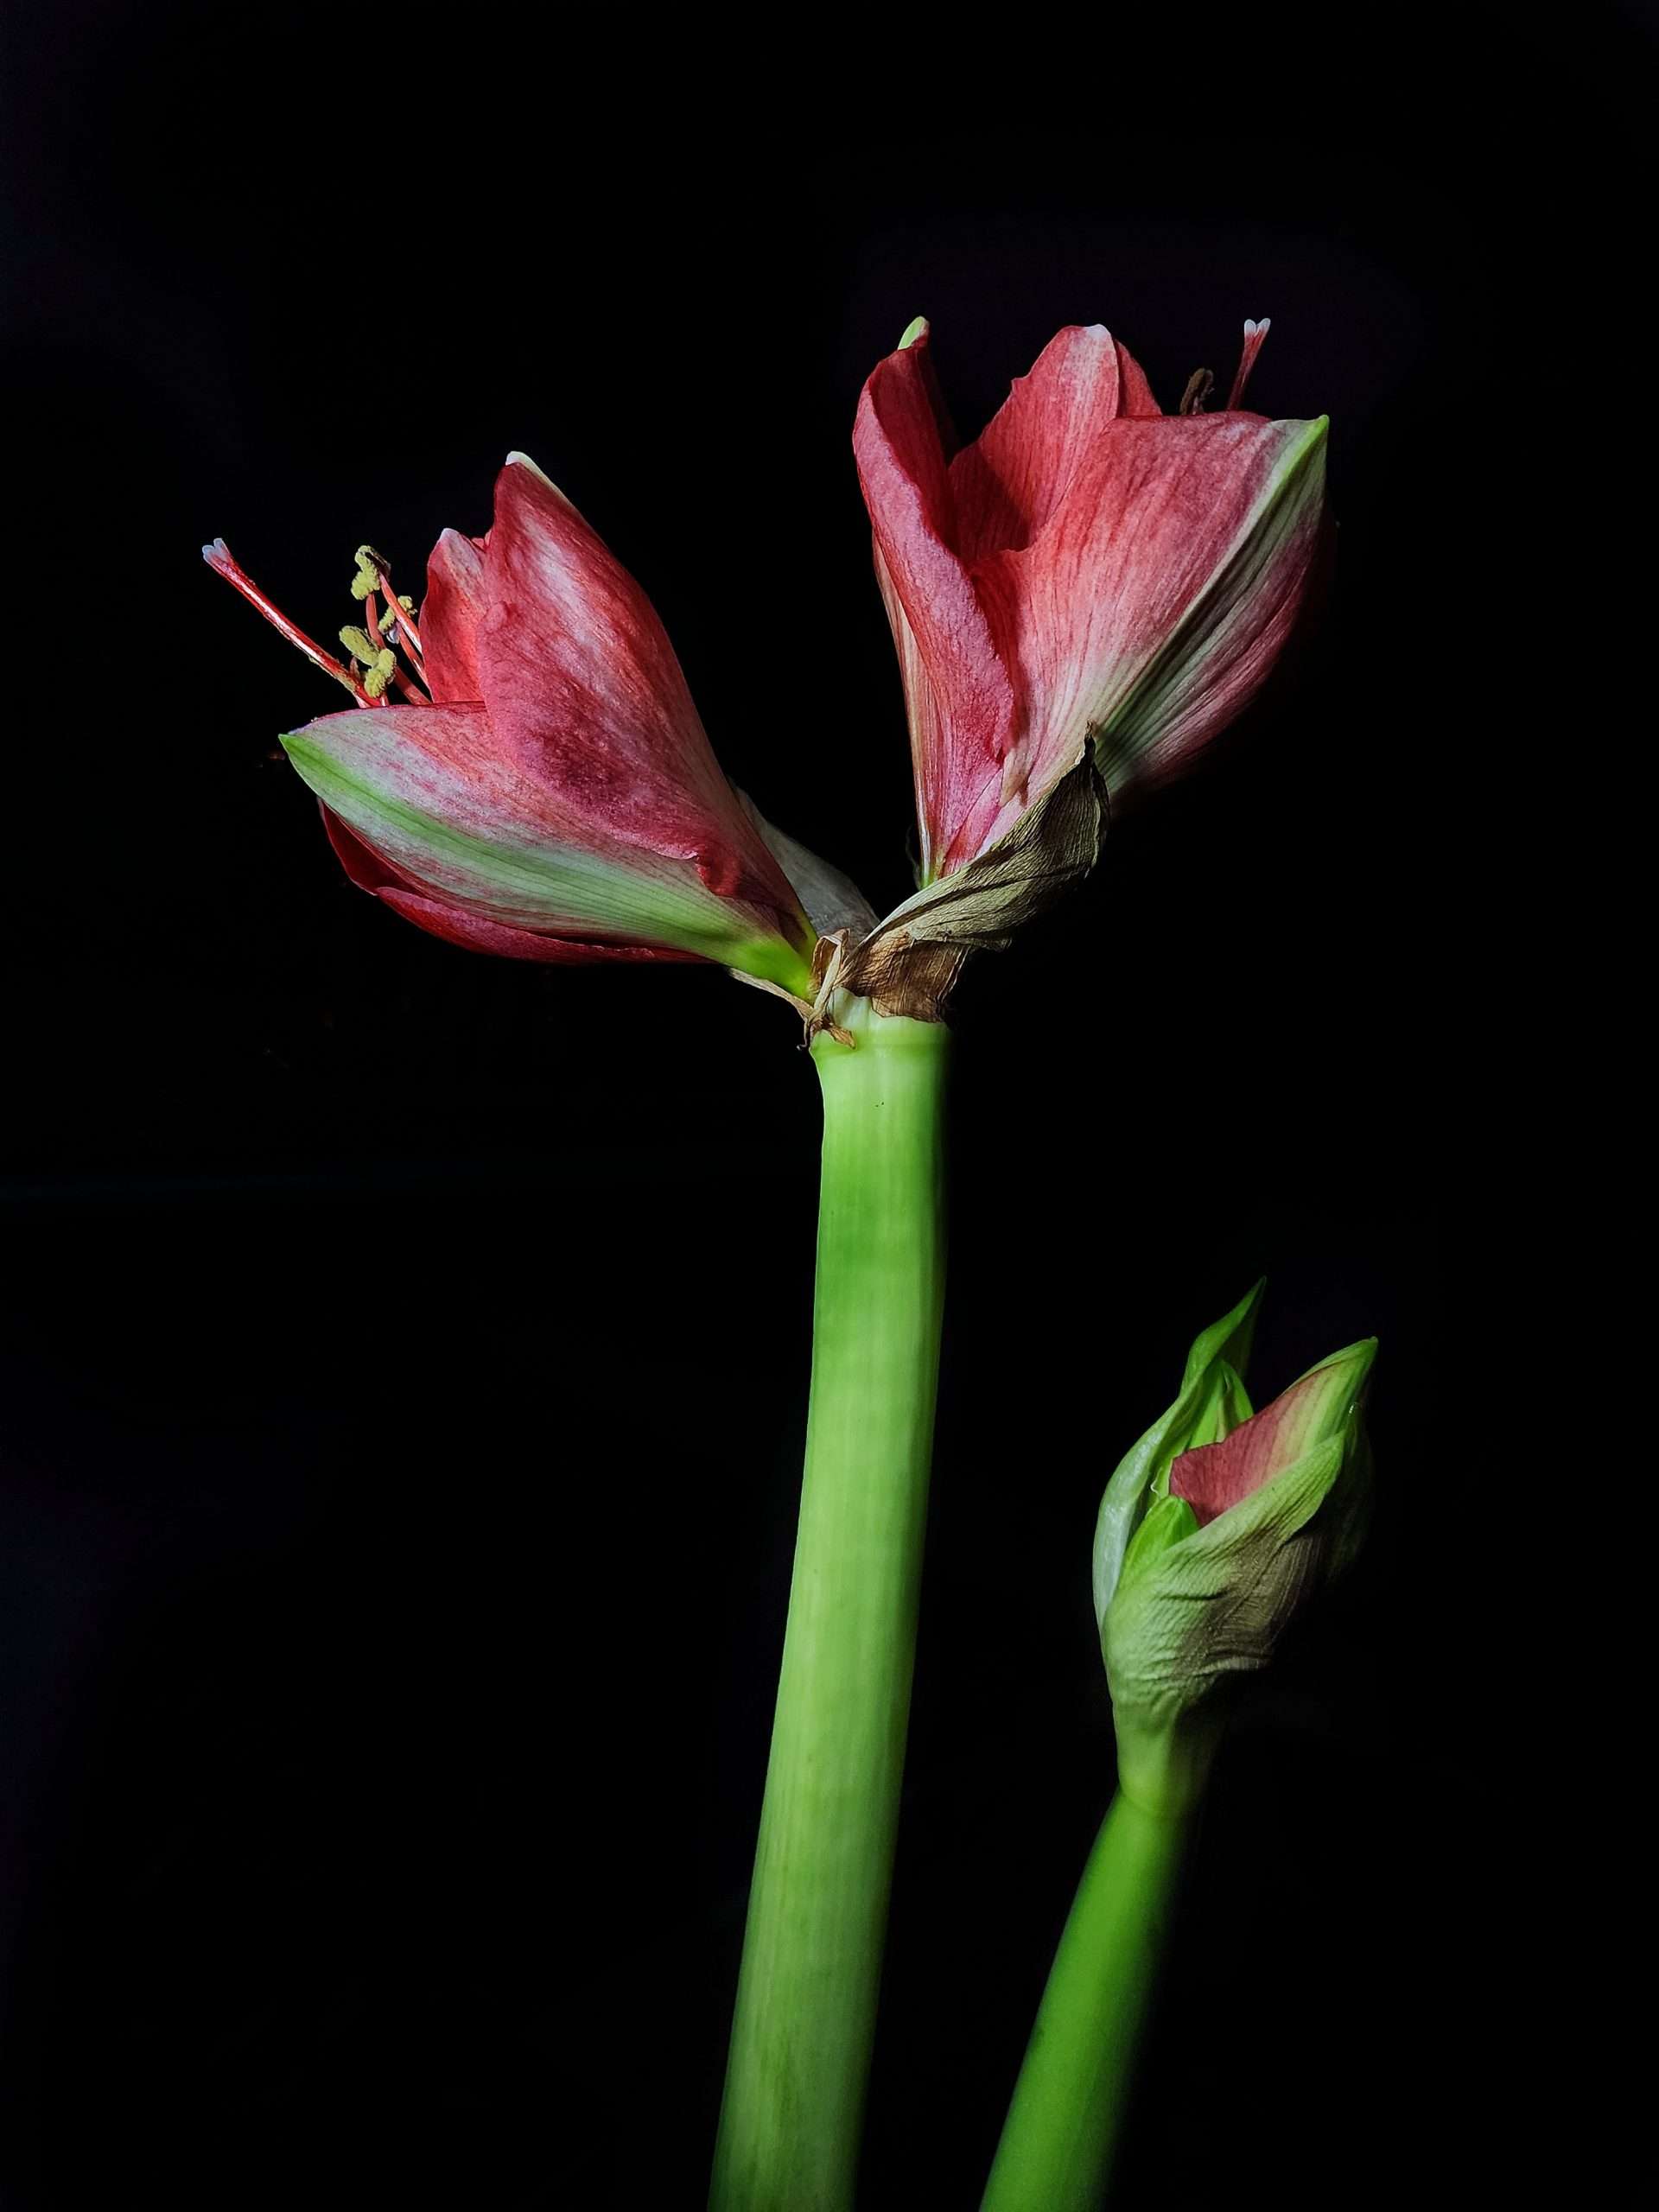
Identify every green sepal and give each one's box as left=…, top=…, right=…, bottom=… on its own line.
left=1091, top=1279, right=1264, bottom=1632
left=1116, top=1492, right=1199, bottom=1595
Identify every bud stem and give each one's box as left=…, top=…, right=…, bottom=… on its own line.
left=979, top=1786, right=1194, bottom=2212
left=710, top=997, right=950, bottom=2212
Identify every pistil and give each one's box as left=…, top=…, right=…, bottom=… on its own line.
left=202, top=538, right=382, bottom=705
left=1226, top=315, right=1271, bottom=410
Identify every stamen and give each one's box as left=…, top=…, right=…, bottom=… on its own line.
left=1179, top=368, right=1214, bottom=416
left=204, top=538, right=381, bottom=705
left=1226, top=316, right=1271, bottom=410
left=375, top=572, right=420, bottom=657
left=363, top=577, right=429, bottom=701
left=376, top=594, right=417, bottom=651
left=349, top=544, right=388, bottom=601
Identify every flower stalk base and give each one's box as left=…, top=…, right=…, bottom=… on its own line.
left=709, top=997, right=950, bottom=2212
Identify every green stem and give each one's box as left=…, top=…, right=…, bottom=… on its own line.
left=710, top=995, right=951, bottom=2212
left=979, top=1783, right=1193, bottom=2212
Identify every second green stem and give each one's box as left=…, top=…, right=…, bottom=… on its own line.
left=979, top=1777, right=1193, bottom=2212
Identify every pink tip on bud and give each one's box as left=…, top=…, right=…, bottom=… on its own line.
left=1227, top=317, right=1273, bottom=410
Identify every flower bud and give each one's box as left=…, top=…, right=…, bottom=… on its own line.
left=1094, top=1287, right=1375, bottom=1808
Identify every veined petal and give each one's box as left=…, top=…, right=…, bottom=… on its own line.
left=283, top=702, right=813, bottom=988
left=855, top=340, right=1018, bottom=882
left=321, top=806, right=696, bottom=965
left=950, top=325, right=1154, bottom=563
left=871, top=542, right=1006, bottom=886
left=372, top=887, right=701, bottom=966
left=986, top=412, right=1327, bottom=799
left=1115, top=340, right=1162, bottom=419
left=1170, top=1338, right=1376, bottom=1528
left=420, top=528, right=489, bottom=704
left=322, top=803, right=411, bottom=894
left=474, top=454, right=804, bottom=938
left=918, top=324, right=1163, bottom=853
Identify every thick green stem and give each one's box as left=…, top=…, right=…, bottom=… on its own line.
left=979, top=1783, right=1193, bottom=2212
left=710, top=996, right=950, bottom=2212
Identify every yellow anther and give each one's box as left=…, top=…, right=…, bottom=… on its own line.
left=339, top=625, right=377, bottom=664
left=359, top=646, right=398, bottom=699
left=350, top=543, right=388, bottom=600
left=397, top=594, right=414, bottom=613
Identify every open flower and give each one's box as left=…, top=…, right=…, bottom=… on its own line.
left=1092, top=1284, right=1375, bottom=1806
left=842, top=318, right=1329, bottom=1009
left=206, top=454, right=830, bottom=999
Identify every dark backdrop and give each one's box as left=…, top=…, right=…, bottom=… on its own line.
left=2, top=9, right=1617, bottom=2206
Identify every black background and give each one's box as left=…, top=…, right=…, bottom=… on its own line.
left=0, top=8, right=1623, bottom=2205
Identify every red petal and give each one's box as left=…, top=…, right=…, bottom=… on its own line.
left=420, top=528, right=489, bottom=704
left=855, top=324, right=1166, bottom=879
left=372, top=887, right=703, bottom=965
left=1116, top=340, right=1162, bottom=418
left=321, top=804, right=416, bottom=894
left=981, top=413, right=1325, bottom=801
left=321, top=802, right=700, bottom=964
left=950, top=326, right=1153, bottom=563
left=472, top=454, right=801, bottom=931
left=855, top=340, right=1017, bottom=881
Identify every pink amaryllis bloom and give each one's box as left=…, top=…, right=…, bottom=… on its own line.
left=205, top=454, right=824, bottom=998
left=854, top=316, right=1330, bottom=887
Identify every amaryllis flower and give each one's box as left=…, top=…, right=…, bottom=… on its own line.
left=1091, top=1282, right=1374, bottom=1796
left=842, top=316, right=1329, bottom=1002
left=205, top=453, right=842, bottom=1001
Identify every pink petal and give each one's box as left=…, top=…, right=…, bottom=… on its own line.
left=855, top=340, right=1018, bottom=881
left=288, top=702, right=787, bottom=957
left=950, top=326, right=1151, bottom=563
left=1169, top=1359, right=1355, bottom=1527
left=856, top=324, right=1165, bottom=880
left=321, top=804, right=420, bottom=894
left=321, top=802, right=701, bottom=965
left=420, top=528, right=490, bottom=704
left=1115, top=340, right=1162, bottom=419
left=473, top=454, right=802, bottom=931
left=372, top=887, right=703, bottom=965
left=982, top=412, right=1326, bottom=800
